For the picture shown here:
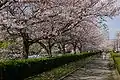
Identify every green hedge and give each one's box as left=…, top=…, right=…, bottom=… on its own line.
left=0, top=52, right=99, bottom=80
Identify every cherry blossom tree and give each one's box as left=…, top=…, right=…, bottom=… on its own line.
left=0, top=0, right=120, bottom=58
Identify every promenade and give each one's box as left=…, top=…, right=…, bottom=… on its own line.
left=62, top=54, right=113, bottom=80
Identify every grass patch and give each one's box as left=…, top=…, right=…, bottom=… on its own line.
left=111, top=52, right=120, bottom=57
left=113, top=57, right=120, bottom=74
left=25, top=56, right=95, bottom=80
left=111, top=52, right=120, bottom=76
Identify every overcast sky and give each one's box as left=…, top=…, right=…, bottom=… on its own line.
left=104, top=0, right=120, bottom=39
left=106, top=16, right=120, bottom=39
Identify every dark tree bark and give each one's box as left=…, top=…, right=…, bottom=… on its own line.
left=21, top=30, right=31, bottom=59
left=23, top=39, right=30, bottom=59
left=77, top=44, right=82, bottom=53
left=73, top=45, right=77, bottom=54
left=72, top=42, right=77, bottom=54
left=48, top=39, right=52, bottom=57
left=58, top=43, right=62, bottom=53
left=61, top=43, right=66, bottom=54
left=38, top=38, right=55, bottom=57
left=0, top=0, right=8, bottom=8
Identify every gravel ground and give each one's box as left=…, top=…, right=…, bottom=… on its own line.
left=61, top=54, right=112, bottom=80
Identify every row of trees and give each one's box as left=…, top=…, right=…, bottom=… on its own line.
left=113, top=32, right=120, bottom=51
left=0, top=0, right=120, bottom=59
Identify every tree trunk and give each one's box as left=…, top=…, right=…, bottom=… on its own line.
left=78, top=45, right=82, bottom=53
left=58, top=44, right=62, bottom=53
left=73, top=45, right=76, bottom=54
left=61, top=44, right=65, bottom=54
left=38, top=41, right=52, bottom=57
left=48, top=39, right=52, bottom=57
left=48, top=47, right=52, bottom=57
left=23, top=39, right=29, bottom=59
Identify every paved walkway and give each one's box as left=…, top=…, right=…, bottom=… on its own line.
left=62, top=54, right=113, bottom=80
